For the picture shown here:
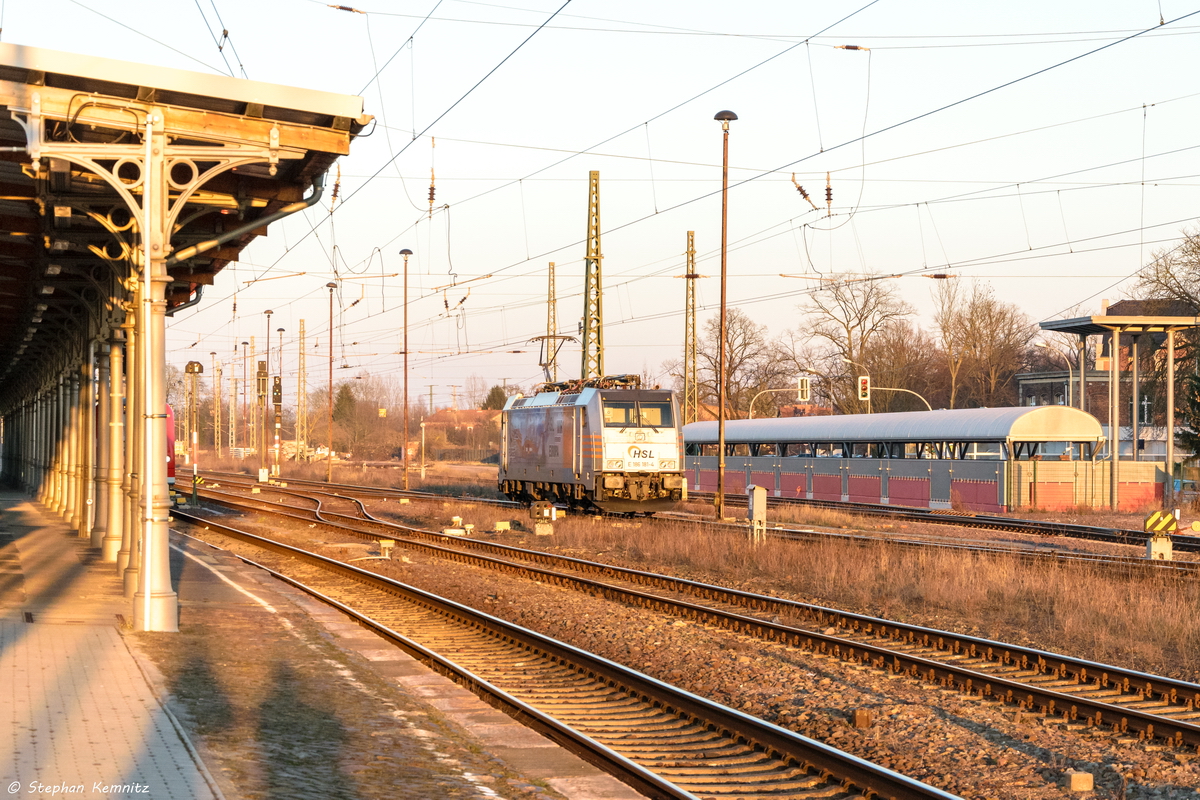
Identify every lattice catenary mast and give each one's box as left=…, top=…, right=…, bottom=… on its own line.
left=546, top=262, right=557, bottom=382
left=212, top=356, right=222, bottom=457
left=682, top=231, right=701, bottom=424
left=580, top=170, right=604, bottom=379
left=297, top=319, right=308, bottom=460
left=247, top=337, right=257, bottom=453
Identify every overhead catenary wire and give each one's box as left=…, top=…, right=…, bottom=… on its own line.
left=289, top=6, right=1200, bottom=300
left=66, top=0, right=229, bottom=74
left=253, top=0, right=885, bottom=284
left=166, top=7, right=1200, bottom=381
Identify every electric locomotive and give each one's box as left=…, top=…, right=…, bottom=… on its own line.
left=498, top=375, right=685, bottom=513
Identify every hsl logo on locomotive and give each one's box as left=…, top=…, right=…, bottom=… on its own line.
left=627, top=445, right=654, bottom=459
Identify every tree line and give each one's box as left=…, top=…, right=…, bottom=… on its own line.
left=672, top=226, right=1200, bottom=445
left=670, top=277, right=1045, bottom=418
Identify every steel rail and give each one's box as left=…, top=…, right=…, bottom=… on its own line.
left=192, top=487, right=1200, bottom=751
left=760, top=526, right=1200, bottom=577
left=692, top=490, right=1200, bottom=552
left=171, top=509, right=958, bottom=800
left=202, top=469, right=1198, bottom=577
left=197, top=467, right=520, bottom=508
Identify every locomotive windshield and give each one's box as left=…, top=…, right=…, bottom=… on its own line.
left=602, top=400, right=674, bottom=428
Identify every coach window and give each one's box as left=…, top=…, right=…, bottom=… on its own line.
left=966, top=442, right=1003, bottom=460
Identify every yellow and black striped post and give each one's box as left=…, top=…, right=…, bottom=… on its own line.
left=1144, top=510, right=1178, bottom=533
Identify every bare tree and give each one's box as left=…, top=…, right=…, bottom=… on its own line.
left=797, top=275, right=914, bottom=412
left=1135, top=228, right=1200, bottom=376
left=803, top=275, right=914, bottom=363
left=1136, top=227, right=1200, bottom=311
left=932, top=279, right=968, bottom=408
left=959, top=285, right=1037, bottom=406
left=463, top=374, right=489, bottom=409
left=697, top=307, right=790, bottom=418
left=862, top=321, right=941, bottom=412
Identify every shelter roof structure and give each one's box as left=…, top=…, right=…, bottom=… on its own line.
left=683, top=406, right=1105, bottom=445
left=0, top=42, right=369, bottom=402
left=1039, top=314, right=1199, bottom=337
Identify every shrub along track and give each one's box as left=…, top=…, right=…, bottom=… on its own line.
left=189, top=482, right=1200, bottom=755
left=170, top=509, right=954, bottom=800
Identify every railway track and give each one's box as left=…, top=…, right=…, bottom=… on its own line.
left=197, top=469, right=1199, bottom=577
left=189, top=483, right=1200, bottom=753
left=171, top=509, right=956, bottom=800
left=691, top=490, right=1200, bottom=553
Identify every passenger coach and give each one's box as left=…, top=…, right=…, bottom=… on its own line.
left=684, top=406, right=1164, bottom=512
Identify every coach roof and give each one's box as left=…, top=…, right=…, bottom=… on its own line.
left=683, top=406, right=1104, bottom=445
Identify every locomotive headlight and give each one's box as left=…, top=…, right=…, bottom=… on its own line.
left=662, top=474, right=683, bottom=489
left=658, top=460, right=676, bottom=471
left=605, top=459, right=624, bottom=470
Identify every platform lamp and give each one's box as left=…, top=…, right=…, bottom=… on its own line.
left=714, top=109, right=737, bottom=521
left=326, top=283, right=337, bottom=482
left=275, top=326, right=284, bottom=474
left=240, top=341, right=249, bottom=457
left=184, top=360, right=204, bottom=505
left=400, top=248, right=413, bottom=489
left=262, top=310, right=272, bottom=474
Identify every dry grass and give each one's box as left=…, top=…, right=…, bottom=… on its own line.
left=203, top=463, right=1200, bottom=681
left=537, top=515, right=1200, bottom=681
left=201, top=457, right=499, bottom=496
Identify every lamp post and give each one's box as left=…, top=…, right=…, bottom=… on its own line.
left=1035, top=341, right=1074, bottom=408
left=326, top=283, right=336, bottom=482
left=262, top=310, right=272, bottom=473
left=275, top=327, right=284, bottom=474
left=714, top=109, right=737, bottom=521
left=841, top=356, right=871, bottom=414
left=240, top=341, right=248, bottom=456
left=400, top=248, right=413, bottom=489
left=184, top=361, right=203, bottom=505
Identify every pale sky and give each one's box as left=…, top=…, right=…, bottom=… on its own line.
left=7, top=1, right=1200, bottom=408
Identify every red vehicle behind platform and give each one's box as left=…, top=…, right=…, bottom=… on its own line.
left=166, top=404, right=176, bottom=487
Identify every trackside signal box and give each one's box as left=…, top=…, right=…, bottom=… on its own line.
left=747, top=484, right=767, bottom=542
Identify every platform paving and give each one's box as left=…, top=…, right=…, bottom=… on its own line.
left=0, top=493, right=645, bottom=800
left=0, top=496, right=219, bottom=799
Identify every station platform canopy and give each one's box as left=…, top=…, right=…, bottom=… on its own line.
left=683, top=406, right=1106, bottom=447
left=0, top=42, right=370, bottom=403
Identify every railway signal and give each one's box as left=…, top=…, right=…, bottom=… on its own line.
left=857, top=375, right=870, bottom=402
